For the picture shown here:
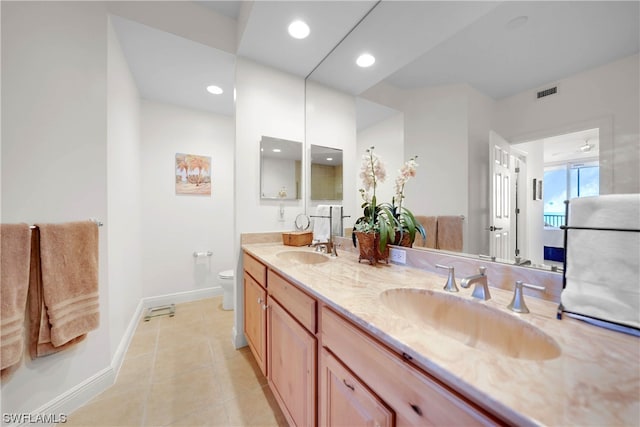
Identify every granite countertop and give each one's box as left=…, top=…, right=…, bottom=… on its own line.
left=242, top=243, right=639, bottom=427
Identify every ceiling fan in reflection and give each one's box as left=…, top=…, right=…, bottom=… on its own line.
left=552, top=139, right=596, bottom=157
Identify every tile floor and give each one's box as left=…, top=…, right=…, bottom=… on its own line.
left=63, top=297, right=287, bottom=426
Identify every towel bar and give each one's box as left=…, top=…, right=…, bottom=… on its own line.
left=144, top=304, right=176, bottom=321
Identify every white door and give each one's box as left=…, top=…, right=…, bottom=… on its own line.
left=489, top=131, right=513, bottom=260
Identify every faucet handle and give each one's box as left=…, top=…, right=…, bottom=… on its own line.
left=436, top=264, right=459, bottom=292
left=507, top=281, right=545, bottom=313
left=478, top=266, right=487, bottom=275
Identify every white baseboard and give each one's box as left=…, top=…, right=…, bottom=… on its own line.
left=141, top=286, right=222, bottom=309
left=14, top=287, right=223, bottom=427
left=18, top=367, right=115, bottom=427
left=110, top=299, right=145, bottom=379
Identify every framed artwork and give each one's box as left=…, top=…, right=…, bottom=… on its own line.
left=175, top=153, right=211, bottom=195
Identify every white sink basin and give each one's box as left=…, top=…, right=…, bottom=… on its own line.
left=380, top=288, right=561, bottom=360
left=276, top=250, right=330, bottom=265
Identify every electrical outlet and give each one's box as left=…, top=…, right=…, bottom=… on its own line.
left=389, top=247, right=406, bottom=264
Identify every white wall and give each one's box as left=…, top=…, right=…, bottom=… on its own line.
left=495, top=54, right=640, bottom=194
left=234, top=57, right=305, bottom=346
left=106, top=16, right=142, bottom=359
left=306, top=80, right=357, bottom=227
left=403, top=84, right=470, bottom=222
left=467, top=85, right=494, bottom=256
left=1, top=0, right=111, bottom=414
left=106, top=1, right=236, bottom=55
left=356, top=113, right=405, bottom=211
left=140, top=100, right=235, bottom=298
left=516, top=140, right=545, bottom=264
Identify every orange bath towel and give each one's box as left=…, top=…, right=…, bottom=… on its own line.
left=1, top=224, right=31, bottom=375
left=436, top=216, right=464, bottom=252
left=414, top=216, right=437, bottom=249
left=29, top=222, right=99, bottom=358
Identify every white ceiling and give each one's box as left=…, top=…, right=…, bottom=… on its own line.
left=111, top=0, right=639, bottom=119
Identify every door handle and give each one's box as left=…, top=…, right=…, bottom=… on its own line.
left=486, top=226, right=503, bottom=231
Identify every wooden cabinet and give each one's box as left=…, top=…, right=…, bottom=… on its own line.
left=243, top=272, right=267, bottom=376
left=268, top=297, right=317, bottom=427
left=321, top=306, right=499, bottom=426
left=320, top=348, right=394, bottom=427
left=243, top=254, right=268, bottom=377
left=242, top=249, right=501, bottom=427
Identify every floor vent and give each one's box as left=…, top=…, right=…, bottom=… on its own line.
left=537, top=86, right=557, bottom=99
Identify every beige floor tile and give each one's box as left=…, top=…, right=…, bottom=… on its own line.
left=126, top=328, right=158, bottom=358
left=152, top=339, right=214, bottom=382
left=63, top=297, right=284, bottom=427
left=164, top=402, right=229, bottom=427
left=209, top=336, right=244, bottom=363
left=144, top=366, right=225, bottom=426
left=64, top=387, right=146, bottom=426
left=117, top=352, right=155, bottom=387
left=225, top=384, right=288, bottom=427
left=212, top=348, right=268, bottom=398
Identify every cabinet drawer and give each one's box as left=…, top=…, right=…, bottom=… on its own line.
left=268, top=270, right=316, bottom=333
left=321, top=306, right=499, bottom=426
left=320, top=348, right=394, bottom=427
left=243, top=252, right=267, bottom=287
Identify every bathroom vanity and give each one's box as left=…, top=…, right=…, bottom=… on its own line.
left=242, top=242, right=639, bottom=426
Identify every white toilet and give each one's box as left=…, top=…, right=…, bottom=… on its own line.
left=219, top=270, right=234, bottom=310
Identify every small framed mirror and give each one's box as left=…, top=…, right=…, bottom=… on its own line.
left=310, top=145, right=343, bottom=200
left=260, top=136, right=302, bottom=200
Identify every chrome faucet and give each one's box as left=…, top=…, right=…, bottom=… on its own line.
left=507, top=281, right=545, bottom=313
left=312, top=240, right=338, bottom=257
left=460, top=266, right=491, bottom=300
left=435, top=264, right=459, bottom=292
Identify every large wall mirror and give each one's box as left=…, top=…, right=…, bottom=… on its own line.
left=260, top=136, right=302, bottom=200
left=310, top=145, right=343, bottom=200
left=305, top=1, right=639, bottom=271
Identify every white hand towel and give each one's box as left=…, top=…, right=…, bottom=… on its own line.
left=561, top=194, right=640, bottom=329
left=313, top=205, right=331, bottom=242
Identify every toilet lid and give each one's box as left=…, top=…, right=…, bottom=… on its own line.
left=219, top=269, right=234, bottom=279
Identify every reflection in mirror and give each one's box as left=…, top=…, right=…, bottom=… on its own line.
left=260, top=136, right=302, bottom=200
left=310, top=145, right=343, bottom=200
left=305, top=1, right=639, bottom=271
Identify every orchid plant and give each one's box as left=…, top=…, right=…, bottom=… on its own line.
left=353, top=147, right=426, bottom=250
left=388, top=156, right=426, bottom=245
left=353, top=147, right=397, bottom=250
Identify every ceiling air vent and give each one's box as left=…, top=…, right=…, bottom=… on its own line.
left=537, top=86, right=557, bottom=99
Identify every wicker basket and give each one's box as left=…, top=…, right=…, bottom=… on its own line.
left=282, top=231, right=313, bottom=247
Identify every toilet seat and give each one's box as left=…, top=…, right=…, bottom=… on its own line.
left=219, top=270, right=234, bottom=279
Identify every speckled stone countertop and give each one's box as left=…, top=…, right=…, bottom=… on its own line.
left=243, top=243, right=640, bottom=426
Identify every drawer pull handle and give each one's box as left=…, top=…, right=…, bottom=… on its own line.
left=257, top=297, right=263, bottom=304
left=410, top=404, right=423, bottom=416
left=402, top=352, right=413, bottom=361
left=343, top=379, right=355, bottom=391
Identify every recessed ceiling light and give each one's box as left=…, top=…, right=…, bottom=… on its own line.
left=206, top=85, right=223, bottom=95
left=272, top=148, right=281, bottom=153
left=356, top=53, right=375, bottom=68
left=288, top=20, right=310, bottom=39
left=506, top=16, right=528, bottom=30
left=326, top=157, right=333, bottom=161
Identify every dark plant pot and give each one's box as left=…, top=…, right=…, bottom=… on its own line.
left=393, top=230, right=414, bottom=248
left=354, top=231, right=389, bottom=265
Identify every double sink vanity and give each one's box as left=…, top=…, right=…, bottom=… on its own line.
left=241, top=238, right=639, bottom=426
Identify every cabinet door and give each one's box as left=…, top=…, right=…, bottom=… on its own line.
left=268, top=298, right=317, bottom=427
left=244, top=272, right=267, bottom=376
left=320, top=348, right=394, bottom=427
